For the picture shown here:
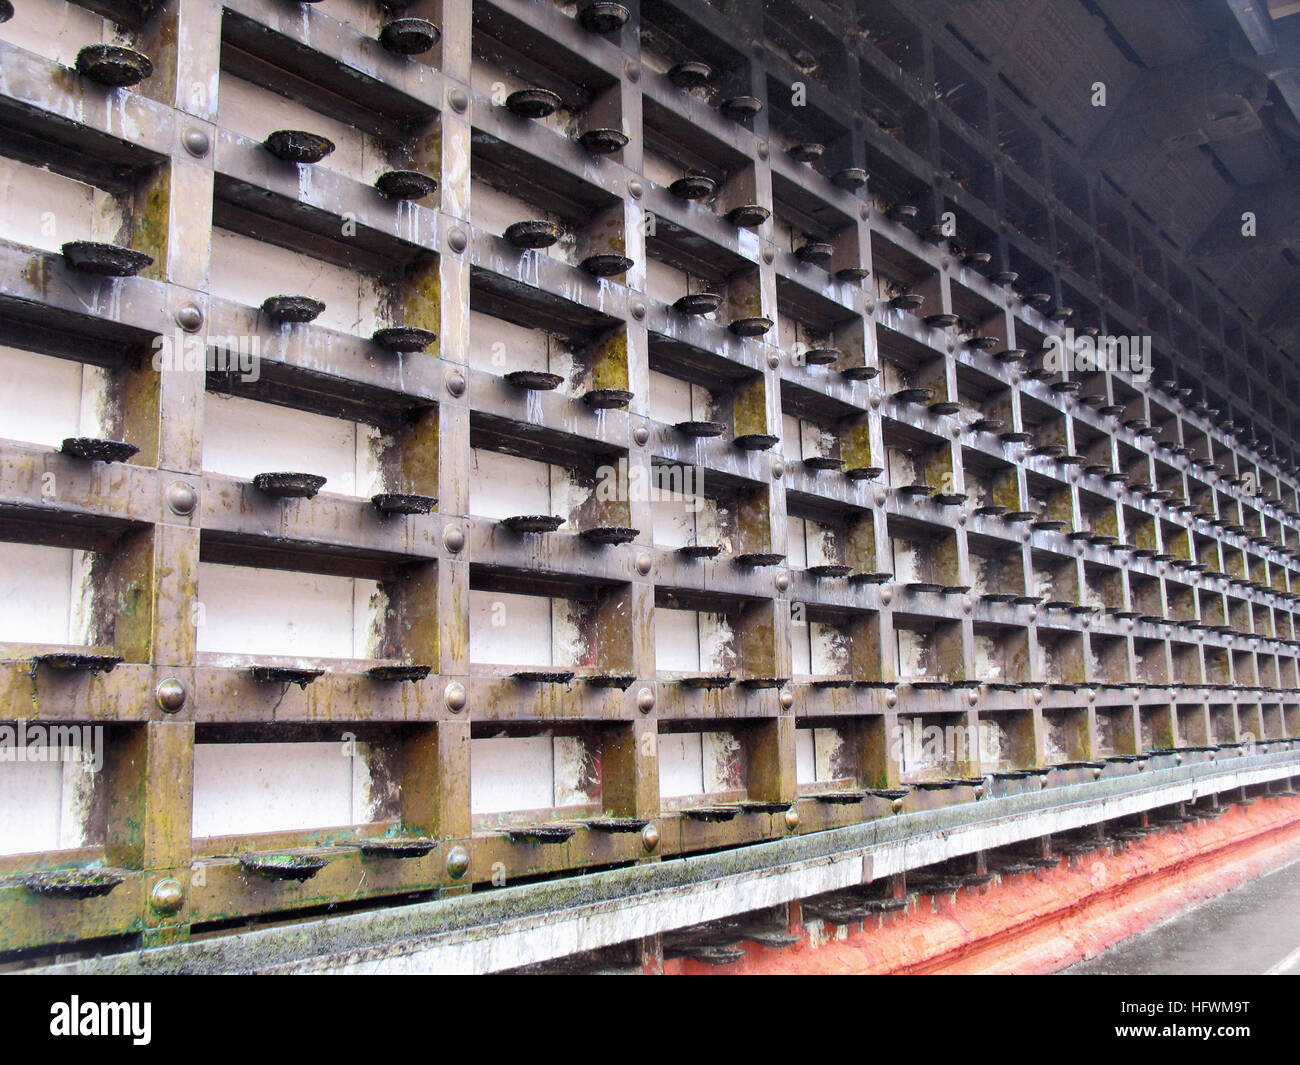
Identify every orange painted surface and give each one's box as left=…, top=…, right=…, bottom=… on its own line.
left=661, top=794, right=1300, bottom=975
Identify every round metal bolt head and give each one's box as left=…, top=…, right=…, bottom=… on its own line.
left=447, top=227, right=468, bottom=253
left=635, top=552, right=652, bottom=575
left=641, top=822, right=660, bottom=852
left=633, top=425, right=649, bottom=446
left=772, top=460, right=784, bottom=480
left=625, top=61, right=640, bottom=82
left=448, top=88, right=468, bottom=113
left=873, top=487, right=887, bottom=507
left=446, top=845, right=470, bottom=879
left=886, top=692, right=897, bottom=708
left=962, top=595, right=973, bottom=613
left=443, top=524, right=465, bottom=552
left=880, top=587, right=893, bottom=605
left=1032, top=689, right=1043, bottom=704
left=779, top=688, right=794, bottom=709
left=155, top=677, right=186, bottom=713
left=627, top=179, right=643, bottom=199
left=182, top=129, right=209, bottom=157
left=757, top=141, right=769, bottom=159
left=762, top=246, right=774, bottom=264
left=784, top=808, right=800, bottom=831
left=447, top=372, right=466, bottom=397
left=174, top=304, right=203, bottom=331
left=166, top=480, right=197, bottom=516
left=891, top=797, right=904, bottom=813
left=636, top=686, right=655, bottom=713
left=149, top=878, right=184, bottom=916
left=968, top=690, right=979, bottom=706
left=775, top=573, right=790, bottom=593
left=766, top=351, right=780, bottom=369
left=1092, top=767, right=1103, bottom=779
left=444, top=681, right=467, bottom=713
left=630, top=301, right=646, bottom=321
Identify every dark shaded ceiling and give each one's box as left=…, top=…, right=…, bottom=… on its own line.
left=914, top=0, right=1300, bottom=365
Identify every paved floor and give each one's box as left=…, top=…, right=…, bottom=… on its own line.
left=1066, top=856, right=1300, bottom=975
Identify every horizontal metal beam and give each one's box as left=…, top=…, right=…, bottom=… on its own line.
left=35, top=749, right=1300, bottom=975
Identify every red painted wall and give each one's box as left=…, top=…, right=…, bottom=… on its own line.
left=661, top=793, right=1300, bottom=975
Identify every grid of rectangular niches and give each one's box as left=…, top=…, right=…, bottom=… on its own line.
left=1, top=0, right=1300, bottom=961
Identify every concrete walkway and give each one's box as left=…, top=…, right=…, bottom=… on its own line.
left=1066, top=855, right=1300, bottom=975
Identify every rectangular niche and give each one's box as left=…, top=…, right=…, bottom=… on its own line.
left=0, top=347, right=112, bottom=451
left=896, top=712, right=963, bottom=782
left=196, top=561, right=383, bottom=661
left=469, top=588, right=592, bottom=671
left=470, top=728, right=601, bottom=821
left=0, top=541, right=96, bottom=647
left=795, top=725, right=854, bottom=786
left=1043, top=707, right=1088, bottom=763
left=0, top=154, right=125, bottom=255
left=658, top=728, right=745, bottom=804
left=653, top=604, right=732, bottom=674
left=191, top=728, right=398, bottom=840
left=203, top=392, right=383, bottom=495
left=468, top=446, right=592, bottom=527
left=209, top=227, right=387, bottom=336
left=976, top=709, right=1032, bottom=771
left=217, top=72, right=380, bottom=183
left=0, top=735, right=102, bottom=856
left=1096, top=706, right=1136, bottom=756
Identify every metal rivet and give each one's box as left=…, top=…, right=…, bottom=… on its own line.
left=881, top=587, right=893, bottom=605
left=633, top=425, right=649, bottom=446
left=447, top=372, right=466, bottom=397
left=1029, top=606, right=1038, bottom=621
left=962, top=596, right=973, bottom=613
left=957, top=510, right=968, bottom=525
left=444, top=681, right=467, bottom=713
left=869, top=393, right=882, bottom=409
left=775, top=572, right=790, bottom=593
left=630, top=301, right=646, bottom=321
left=772, top=460, right=784, bottom=480
left=1032, top=689, right=1042, bottom=704
left=968, top=690, right=979, bottom=706
left=628, top=179, right=642, bottom=199
left=174, top=304, right=202, bottom=332
left=873, top=486, right=887, bottom=506
left=448, top=88, right=468, bottom=113
left=149, top=878, right=184, bottom=916
left=891, top=797, right=904, bottom=813
left=443, top=524, right=465, bottom=553
left=757, top=141, right=769, bottom=159
left=182, top=129, right=209, bottom=157
left=886, top=692, right=897, bottom=708
left=766, top=352, right=780, bottom=369
left=864, top=301, right=875, bottom=313
left=784, top=808, right=800, bottom=830
left=635, top=552, right=652, bottom=575
left=625, top=60, right=640, bottom=82
left=762, top=246, right=774, bottom=264
left=155, top=677, right=186, bottom=713
left=641, top=823, right=660, bottom=852
left=448, top=227, right=467, bottom=253
left=166, top=480, right=197, bottom=516
left=446, top=845, right=470, bottom=879
left=637, top=686, right=654, bottom=713
left=779, top=689, right=794, bottom=709
left=860, top=205, right=870, bottom=220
